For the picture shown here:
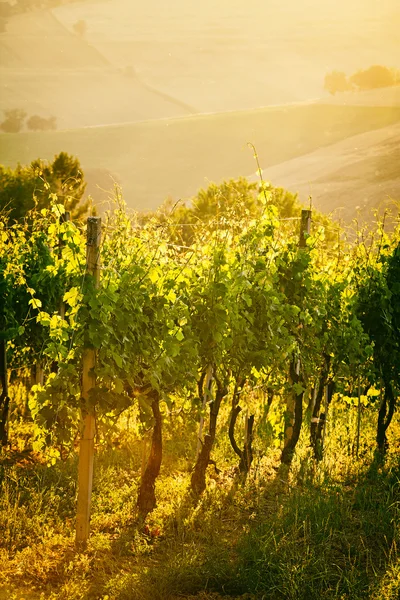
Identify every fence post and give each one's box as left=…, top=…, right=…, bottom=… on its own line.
left=299, top=209, right=312, bottom=248
left=75, top=216, right=101, bottom=549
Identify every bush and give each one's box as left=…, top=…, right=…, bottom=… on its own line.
left=0, top=152, right=88, bottom=221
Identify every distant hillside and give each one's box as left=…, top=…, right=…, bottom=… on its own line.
left=1, top=103, right=399, bottom=221
left=0, top=10, right=107, bottom=69
left=0, top=10, right=196, bottom=128
left=53, top=0, right=400, bottom=113
left=319, top=86, right=400, bottom=108
left=254, top=122, right=400, bottom=222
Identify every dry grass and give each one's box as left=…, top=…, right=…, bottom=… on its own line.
left=0, top=391, right=399, bottom=600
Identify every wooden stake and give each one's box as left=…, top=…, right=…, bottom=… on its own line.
left=35, top=362, right=44, bottom=386
left=299, top=209, right=312, bottom=248
left=75, top=217, right=101, bottom=549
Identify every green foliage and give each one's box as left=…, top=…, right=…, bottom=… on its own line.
left=1, top=182, right=400, bottom=597
left=324, top=65, right=400, bottom=95
left=140, top=178, right=306, bottom=247
left=1, top=180, right=400, bottom=493
left=350, top=65, right=399, bottom=91
left=0, top=152, right=88, bottom=222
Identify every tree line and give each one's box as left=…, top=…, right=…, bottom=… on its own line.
left=324, top=64, right=400, bottom=95
left=0, top=110, right=57, bottom=134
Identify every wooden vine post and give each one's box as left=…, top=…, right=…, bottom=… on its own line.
left=299, top=209, right=312, bottom=249
left=76, top=216, right=101, bottom=549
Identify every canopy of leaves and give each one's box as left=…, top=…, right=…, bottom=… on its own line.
left=1, top=181, right=399, bottom=451
left=350, top=65, right=399, bottom=91
left=0, top=109, right=27, bottom=133
left=0, top=152, right=88, bottom=222
left=324, top=71, right=350, bottom=95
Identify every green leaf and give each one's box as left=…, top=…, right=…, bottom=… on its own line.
left=29, top=297, right=42, bottom=309
left=63, top=287, right=80, bottom=307
left=175, top=329, right=184, bottom=341
left=114, top=354, right=123, bottom=368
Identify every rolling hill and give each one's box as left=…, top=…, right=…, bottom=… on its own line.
left=0, top=10, right=195, bottom=129
left=1, top=103, right=399, bottom=220
left=0, top=10, right=108, bottom=69
left=253, top=121, right=400, bottom=222
left=53, top=0, right=400, bottom=113
left=1, top=0, right=399, bottom=127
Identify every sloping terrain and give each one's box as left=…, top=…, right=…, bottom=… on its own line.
left=1, top=103, right=399, bottom=218
left=256, top=122, right=400, bottom=222
left=318, top=86, right=400, bottom=108
left=53, top=0, right=400, bottom=112
left=1, top=0, right=398, bottom=127
left=0, top=10, right=195, bottom=128
left=0, top=10, right=108, bottom=69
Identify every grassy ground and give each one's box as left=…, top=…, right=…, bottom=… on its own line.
left=1, top=104, right=400, bottom=214
left=0, top=388, right=399, bottom=600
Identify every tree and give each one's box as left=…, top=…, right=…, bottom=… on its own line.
left=0, top=152, right=88, bottom=222
left=27, top=115, right=57, bottom=131
left=140, top=178, right=303, bottom=247
left=350, top=66, right=396, bottom=91
left=324, top=71, right=350, bottom=95
left=0, top=109, right=27, bottom=133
